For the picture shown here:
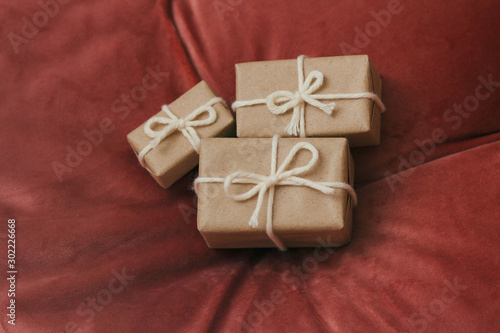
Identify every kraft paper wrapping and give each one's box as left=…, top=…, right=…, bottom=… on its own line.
left=197, top=137, right=355, bottom=248
left=127, top=81, right=235, bottom=188
left=235, top=55, right=383, bottom=146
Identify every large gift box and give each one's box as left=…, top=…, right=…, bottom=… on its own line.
left=127, top=81, right=235, bottom=188
left=195, top=136, right=356, bottom=249
left=233, top=55, right=384, bottom=146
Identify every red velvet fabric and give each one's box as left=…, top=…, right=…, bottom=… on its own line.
left=1, top=0, right=499, bottom=332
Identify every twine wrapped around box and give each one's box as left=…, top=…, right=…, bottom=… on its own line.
left=233, top=55, right=386, bottom=137
left=195, top=135, right=357, bottom=251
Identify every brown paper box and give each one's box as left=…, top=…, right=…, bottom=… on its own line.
left=235, top=55, right=383, bottom=146
left=197, top=137, right=355, bottom=248
left=127, top=81, right=235, bottom=188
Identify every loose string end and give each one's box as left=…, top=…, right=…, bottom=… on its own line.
left=275, top=241, right=287, bottom=251
left=249, top=215, right=259, bottom=228
left=284, top=110, right=301, bottom=136
left=192, top=179, right=200, bottom=195
left=350, top=191, right=358, bottom=207
left=324, top=102, right=336, bottom=114
left=284, top=123, right=300, bottom=137
left=372, top=94, right=386, bottom=113
left=324, top=188, right=335, bottom=195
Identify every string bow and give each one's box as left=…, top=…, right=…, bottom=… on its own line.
left=138, top=97, right=225, bottom=168
left=265, top=61, right=336, bottom=136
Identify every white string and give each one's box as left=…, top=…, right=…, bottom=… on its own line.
left=194, top=135, right=357, bottom=251
left=232, top=55, right=386, bottom=137
left=137, top=97, right=226, bottom=168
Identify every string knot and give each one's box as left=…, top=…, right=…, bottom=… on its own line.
left=174, top=118, right=186, bottom=130
left=266, top=174, right=280, bottom=187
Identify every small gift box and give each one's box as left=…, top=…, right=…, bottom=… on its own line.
left=233, top=55, right=385, bottom=146
left=195, top=135, right=356, bottom=249
left=127, top=81, right=235, bottom=188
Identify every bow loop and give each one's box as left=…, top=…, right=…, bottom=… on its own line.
left=143, top=109, right=175, bottom=138
left=183, top=104, right=218, bottom=127
left=301, top=70, right=324, bottom=94
left=266, top=90, right=299, bottom=115
left=143, top=111, right=178, bottom=149
left=276, top=141, right=319, bottom=177
left=301, top=70, right=336, bottom=115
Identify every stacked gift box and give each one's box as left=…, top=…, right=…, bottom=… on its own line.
left=127, top=55, right=385, bottom=250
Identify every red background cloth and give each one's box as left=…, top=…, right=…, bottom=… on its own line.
left=1, top=0, right=499, bottom=332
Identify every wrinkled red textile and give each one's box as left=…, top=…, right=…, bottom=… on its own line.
left=1, top=0, right=499, bottom=332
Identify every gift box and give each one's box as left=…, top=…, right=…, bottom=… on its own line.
left=127, top=81, right=235, bottom=188
left=195, top=136, right=356, bottom=249
left=233, top=55, right=385, bottom=146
